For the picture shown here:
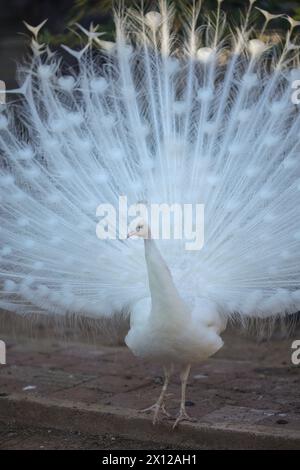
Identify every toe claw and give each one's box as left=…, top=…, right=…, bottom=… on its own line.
left=172, top=410, right=196, bottom=429
left=139, top=405, right=156, bottom=414
left=139, top=402, right=171, bottom=424
left=161, top=404, right=172, bottom=419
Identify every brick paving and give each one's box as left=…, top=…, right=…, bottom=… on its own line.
left=0, top=328, right=299, bottom=449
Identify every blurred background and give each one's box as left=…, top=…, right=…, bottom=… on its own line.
left=0, top=0, right=300, bottom=87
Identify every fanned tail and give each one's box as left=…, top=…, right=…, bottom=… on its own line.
left=0, top=1, right=300, bottom=323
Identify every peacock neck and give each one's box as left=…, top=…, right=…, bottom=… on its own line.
left=143, top=235, right=187, bottom=318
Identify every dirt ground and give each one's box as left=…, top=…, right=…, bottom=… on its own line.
left=0, top=422, right=178, bottom=450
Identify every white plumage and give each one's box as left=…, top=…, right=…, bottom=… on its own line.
left=0, top=0, right=300, bottom=425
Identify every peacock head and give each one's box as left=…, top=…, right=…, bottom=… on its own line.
left=127, top=217, right=150, bottom=239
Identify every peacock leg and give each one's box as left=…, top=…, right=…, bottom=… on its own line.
left=173, top=364, right=195, bottom=429
left=140, top=365, right=173, bottom=425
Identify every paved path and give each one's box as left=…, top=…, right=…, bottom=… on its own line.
left=0, top=330, right=299, bottom=449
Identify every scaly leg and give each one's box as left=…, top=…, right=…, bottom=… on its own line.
left=173, top=364, right=195, bottom=429
left=140, top=365, right=173, bottom=425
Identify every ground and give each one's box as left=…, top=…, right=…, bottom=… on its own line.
left=0, top=327, right=300, bottom=450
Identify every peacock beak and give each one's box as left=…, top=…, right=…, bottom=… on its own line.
left=127, top=231, right=137, bottom=238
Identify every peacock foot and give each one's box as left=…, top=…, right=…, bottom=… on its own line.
left=172, top=409, right=196, bottom=429
left=139, top=402, right=171, bottom=425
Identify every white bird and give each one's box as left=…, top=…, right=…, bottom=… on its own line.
left=126, top=218, right=226, bottom=426
left=0, top=0, right=300, bottom=427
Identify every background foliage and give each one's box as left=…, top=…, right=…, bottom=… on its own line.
left=1, top=1, right=300, bottom=48
left=44, top=0, right=300, bottom=45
